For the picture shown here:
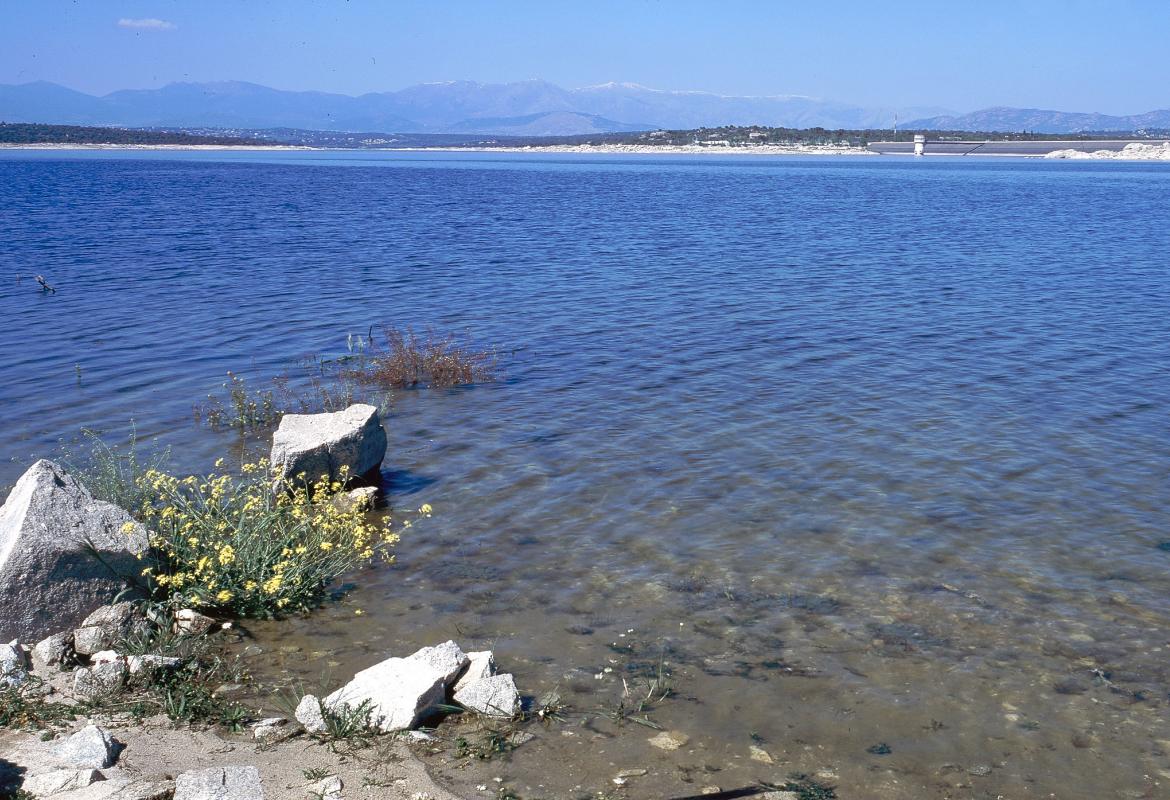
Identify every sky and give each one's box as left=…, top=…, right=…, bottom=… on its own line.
left=1, top=0, right=1168, bottom=114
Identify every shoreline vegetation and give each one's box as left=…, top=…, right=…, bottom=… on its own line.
left=4, top=121, right=1168, bottom=159
left=0, top=330, right=537, bottom=800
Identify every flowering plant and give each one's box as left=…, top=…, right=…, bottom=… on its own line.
left=133, top=459, right=401, bottom=618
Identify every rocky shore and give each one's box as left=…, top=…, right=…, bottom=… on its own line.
left=0, top=405, right=523, bottom=800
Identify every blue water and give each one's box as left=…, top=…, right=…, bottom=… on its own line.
left=2, top=150, right=1170, bottom=798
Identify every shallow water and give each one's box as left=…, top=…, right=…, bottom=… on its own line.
left=3, top=150, right=1170, bottom=798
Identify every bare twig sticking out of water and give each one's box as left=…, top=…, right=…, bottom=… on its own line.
left=35, top=274, right=55, bottom=293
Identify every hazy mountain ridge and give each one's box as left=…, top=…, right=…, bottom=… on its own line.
left=909, top=106, right=1170, bottom=133
left=4, top=79, right=1162, bottom=135
left=1, top=79, right=949, bottom=134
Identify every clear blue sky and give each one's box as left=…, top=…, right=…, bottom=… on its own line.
left=2, top=0, right=1167, bottom=114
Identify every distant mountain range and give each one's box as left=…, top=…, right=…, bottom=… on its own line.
left=0, top=79, right=949, bottom=134
left=908, top=106, right=1170, bottom=133
left=0, top=79, right=1165, bottom=135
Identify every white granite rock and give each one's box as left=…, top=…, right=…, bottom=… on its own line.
left=453, top=673, right=521, bottom=717
left=270, top=404, right=387, bottom=487
left=453, top=650, right=495, bottom=692
left=324, top=641, right=468, bottom=732
left=174, top=765, right=263, bottom=800
left=73, top=660, right=127, bottom=700
left=294, top=694, right=328, bottom=734
left=52, top=724, right=120, bottom=769
left=311, top=775, right=343, bottom=800
left=0, top=460, right=148, bottom=643
left=174, top=608, right=216, bottom=635
left=1, top=640, right=29, bottom=687
left=252, top=717, right=287, bottom=743
left=21, top=767, right=103, bottom=795
left=127, top=654, right=181, bottom=675
left=33, top=631, right=74, bottom=668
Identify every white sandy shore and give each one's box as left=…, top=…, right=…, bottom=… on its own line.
left=0, top=143, right=316, bottom=151
left=398, top=142, right=874, bottom=156
left=1045, top=141, right=1170, bottom=161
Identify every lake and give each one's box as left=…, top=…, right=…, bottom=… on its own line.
left=2, top=149, right=1169, bottom=799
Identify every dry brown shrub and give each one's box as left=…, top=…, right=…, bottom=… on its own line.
left=346, top=327, right=498, bottom=389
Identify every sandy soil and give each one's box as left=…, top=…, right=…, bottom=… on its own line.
left=1, top=717, right=463, bottom=800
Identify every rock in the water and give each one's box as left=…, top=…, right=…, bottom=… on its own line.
left=648, top=730, right=690, bottom=751
left=33, top=631, right=74, bottom=668
left=453, top=650, right=495, bottom=692
left=52, top=724, right=120, bottom=769
left=0, top=460, right=148, bottom=643
left=174, top=766, right=263, bottom=800
left=0, top=640, right=29, bottom=686
left=270, top=404, right=387, bottom=487
left=73, top=660, right=127, bottom=700
left=324, top=641, right=469, bottom=732
left=454, top=673, right=521, bottom=717
left=330, top=486, right=380, bottom=513
left=22, top=768, right=104, bottom=795
left=750, top=745, right=774, bottom=764
left=174, top=608, right=216, bottom=635
left=294, top=694, right=328, bottom=734
left=311, top=775, right=343, bottom=800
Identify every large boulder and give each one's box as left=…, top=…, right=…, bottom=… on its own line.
left=0, top=460, right=149, bottom=643
left=270, top=404, right=387, bottom=488
left=324, top=641, right=469, bottom=732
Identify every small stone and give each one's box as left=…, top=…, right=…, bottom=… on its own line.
left=52, top=724, right=120, bottom=769
left=73, top=660, right=127, bottom=700
left=73, top=625, right=110, bottom=656
left=117, top=777, right=178, bottom=800
left=175, top=608, right=216, bottom=635
left=295, top=694, right=328, bottom=733
left=453, top=673, right=520, bottom=717
left=331, top=486, right=380, bottom=513
left=213, top=683, right=247, bottom=698
left=700, top=786, right=722, bottom=795
left=174, top=766, right=264, bottom=800
left=0, top=640, right=29, bottom=686
left=89, top=649, right=121, bottom=664
left=33, top=631, right=74, bottom=668
left=127, top=654, right=181, bottom=675
left=22, top=768, right=104, bottom=795
left=401, top=730, right=435, bottom=742
left=253, top=717, right=288, bottom=743
left=749, top=745, right=774, bottom=764
left=759, top=793, right=800, bottom=800
left=81, top=602, right=144, bottom=641
left=616, top=769, right=647, bottom=778
left=648, top=730, right=690, bottom=751
left=453, top=650, right=496, bottom=692
left=311, top=775, right=343, bottom=800
left=509, top=731, right=536, bottom=746
left=968, top=764, right=993, bottom=777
